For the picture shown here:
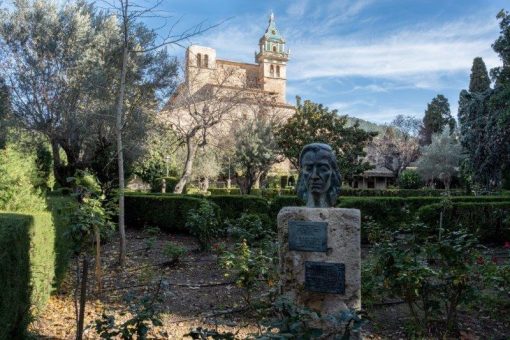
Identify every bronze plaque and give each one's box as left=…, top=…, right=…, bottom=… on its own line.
left=288, top=221, right=327, bottom=252
left=304, top=261, right=345, bottom=294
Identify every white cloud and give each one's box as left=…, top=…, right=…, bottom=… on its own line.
left=286, top=0, right=309, bottom=18
left=287, top=13, right=501, bottom=85
left=175, top=1, right=503, bottom=123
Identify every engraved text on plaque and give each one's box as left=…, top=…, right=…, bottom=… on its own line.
left=304, top=261, right=345, bottom=294
left=288, top=221, right=327, bottom=252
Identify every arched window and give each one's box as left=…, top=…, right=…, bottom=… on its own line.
left=276, top=65, right=280, bottom=77
left=270, top=65, right=274, bottom=77
left=272, top=45, right=277, bottom=52
left=196, top=53, right=202, bottom=67
left=204, top=54, right=209, bottom=68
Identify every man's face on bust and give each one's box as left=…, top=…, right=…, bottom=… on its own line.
left=301, top=149, right=333, bottom=195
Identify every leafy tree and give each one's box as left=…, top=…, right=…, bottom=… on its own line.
left=398, top=169, right=423, bottom=189
left=457, top=12, right=510, bottom=192
left=370, top=115, right=421, bottom=177
left=489, top=9, right=510, bottom=185
left=234, top=118, right=280, bottom=194
left=417, top=131, right=463, bottom=190
left=277, top=97, right=377, bottom=182
left=469, top=57, right=491, bottom=92
left=0, top=1, right=177, bottom=189
left=419, top=95, right=455, bottom=145
left=192, top=146, right=222, bottom=192
left=165, top=65, right=254, bottom=194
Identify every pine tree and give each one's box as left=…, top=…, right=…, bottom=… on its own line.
left=419, top=94, right=455, bottom=145
left=469, top=57, right=491, bottom=92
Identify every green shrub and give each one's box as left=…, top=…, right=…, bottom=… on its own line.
left=370, top=224, right=479, bottom=336
left=417, top=202, right=510, bottom=243
left=205, top=195, right=269, bottom=221
left=220, top=239, right=276, bottom=304
left=125, top=194, right=212, bottom=232
left=163, top=242, right=186, bottom=262
left=0, top=206, right=74, bottom=339
left=398, top=170, right=423, bottom=189
left=186, top=200, right=221, bottom=251
left=226, top=213, right=275, bottom=245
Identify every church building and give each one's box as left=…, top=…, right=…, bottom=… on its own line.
left=163, top=12, right=295, bottom=131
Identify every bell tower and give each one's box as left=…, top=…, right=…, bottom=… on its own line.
left=256, top=12, right=289, bottom=103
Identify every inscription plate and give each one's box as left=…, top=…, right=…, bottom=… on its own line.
left=304, top=262, right=345, bottom=294
left=288, top=221, right=328, bottom=252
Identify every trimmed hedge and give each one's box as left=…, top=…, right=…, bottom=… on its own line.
left=205, top=195, right=269, bottom=220
left=340, top=188, right=467, bottom=197
left=0, top=214, right=31, bottom=339
left=0, top=204, right=74, bottom=339
left=208, top=188, right=470, bottom=197
left=417, top=202, right=510, bottom=243
left=207, top=188, right=295, bottom=199
left=208, top=188, right=241, bottom=195
left=338, top=196, right=510, bottom=227
left=125, top=194, right=210, bottom=232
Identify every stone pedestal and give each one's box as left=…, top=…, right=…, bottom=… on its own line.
left=277, top=207, right=361, bottom=315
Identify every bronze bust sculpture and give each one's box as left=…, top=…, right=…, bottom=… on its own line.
left=296, top=143, right=342, bottom=208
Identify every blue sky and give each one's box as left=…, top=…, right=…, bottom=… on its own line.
left=154, top=0, right=506, bottom=124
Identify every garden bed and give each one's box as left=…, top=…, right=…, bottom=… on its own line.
left=28, top=230, right=510, bottom=339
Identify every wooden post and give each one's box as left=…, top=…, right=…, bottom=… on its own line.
left=76, top=257, right=88, bottom=340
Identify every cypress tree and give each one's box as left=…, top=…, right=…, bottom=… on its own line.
left=419, top=94, right=454, bottom=145
left=469, top=57, right=491, bottom=92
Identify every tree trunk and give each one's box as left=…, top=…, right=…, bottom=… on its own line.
left=116, top=0, right=129, bottom=267
left=203, top=177, right=210, bottom=192
left=94, top=226, right=102, bottom=293
left=50, top=139, right=66, bottom=187
left=174, top=139, right=197, bottom=193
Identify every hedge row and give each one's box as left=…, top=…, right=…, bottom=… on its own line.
left=124, top=194, right=270, bottom=231
left=339, top=188, right=467, bottom=197
left=0, top=214, right=31, bottom=339
left=124, top=193, right=510, bottom=245
left=338, top=196, right=510, bottom=227
left=205, top=195, right=269, bottom=220
left=417, top=202, right=510, bottom=243
left=206, top=188, right=469, bottom=198
left=125, top=195, right=209, bottom=232
left=0, top=201, right=74, bottom=339
left=207, top=188, right=295, bottom=199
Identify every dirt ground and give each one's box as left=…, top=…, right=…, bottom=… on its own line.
left=29, top=230, right=510, bottom=339
left=30, top=230, right=262, bottom=339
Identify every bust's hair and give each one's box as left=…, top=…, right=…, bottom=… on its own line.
left=296, top=143, right=342, bottom=206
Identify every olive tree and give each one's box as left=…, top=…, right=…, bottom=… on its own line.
left=417, top=131, right=463, bottom=190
